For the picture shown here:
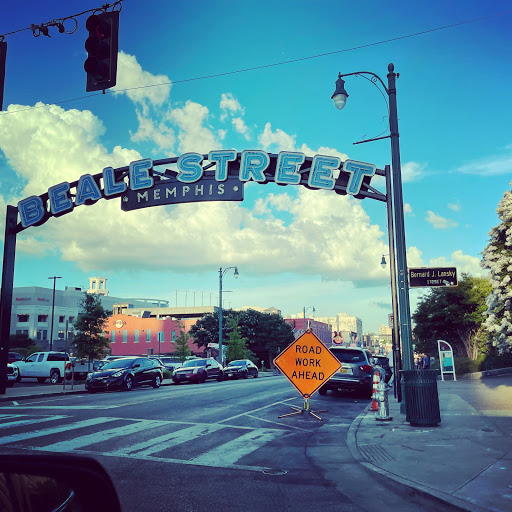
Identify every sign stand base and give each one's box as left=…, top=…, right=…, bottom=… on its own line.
left=278, top=398, right=327, bottom=422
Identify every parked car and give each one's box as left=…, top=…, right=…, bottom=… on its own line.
left=318, top=347, right=375, bottom=399
left=11, top=351, right=70, bottom=384
left=373, top=355, right=393, bottom=383
left=223, top=359, right=259, bottom=380
left=172, top=358, right=224, bottom=384
left=149, top=356, right=183, bottom=372
left=85, top=357, right=163, bottom=393
left=6, top=364, right=18, bottom=387
left=8, top=352, right=24, bottom=363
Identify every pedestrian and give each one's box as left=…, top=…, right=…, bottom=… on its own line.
left=422, top=354, right=430, bottom=370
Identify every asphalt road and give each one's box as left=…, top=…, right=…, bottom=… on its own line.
left=0, top=375, right=463, bottom=512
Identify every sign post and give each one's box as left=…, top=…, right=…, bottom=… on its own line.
left=273, top=330, right=342, bottom=421
left=437, top=340, right=456, bottom=381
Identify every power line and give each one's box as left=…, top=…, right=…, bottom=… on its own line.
left=1, top=8, right=510, bottom=116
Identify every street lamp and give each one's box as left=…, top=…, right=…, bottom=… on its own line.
left=48, top=276, right=62, bottom=351
left=303, top=306, right=315, bottom=330
left=218, top=266, right=239, bottom=365
left=332, top=63, right=414, bottom=375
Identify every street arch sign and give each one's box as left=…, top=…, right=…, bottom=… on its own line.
left=274, top=330, right=342, bottom=398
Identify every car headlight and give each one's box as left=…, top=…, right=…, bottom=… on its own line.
left=112, top=371, right=124, bottom=378
left=86, top=373, right=92, bottom=380
left=193, top=368, right=200, bottom=374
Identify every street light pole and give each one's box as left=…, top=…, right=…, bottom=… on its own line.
left=48, top=276, right=62, bottom=351
left=218, top=266, right=239, bottom=365
left=331, top=63, right=414, bottom=373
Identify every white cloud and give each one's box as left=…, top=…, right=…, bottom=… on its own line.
left=220, top=93, right=244, bottom=121
left=402, top=161, right=424, bottom=182
left=429, top=250, right=486, bottom=277
left=258, top=122, right=296, bottom=153
left=404, top=203, right=413, bottom=214
left=447, top=202, right=461, bottom=211
left=456, top=150, right=512, bottom=176
left=113, top=52, right=171, bottom=111
left=425, top=210, right=458, bottom=229
left=407, top=246, right=424, bottom=267
left=170, top=101, right=221, bottom=154
left=232, top=117, right=250, bottom=140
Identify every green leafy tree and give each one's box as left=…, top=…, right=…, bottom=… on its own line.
left=225, top=317, right=255, bottom=362
left=412, top=274, right=492, bottom=359
left=173, top=321, right=191, bottom=362
left=188, top=309, right=237, bottom=348
left=72, top=293, right=110, bottom=366
left=481, top=183, right=512, bottom=353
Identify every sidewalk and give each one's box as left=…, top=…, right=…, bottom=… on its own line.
left=347, top=382, right=512, bottom=512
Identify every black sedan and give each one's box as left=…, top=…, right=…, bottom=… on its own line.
left=85, top=357, right=163, bottom=393
left=172, top=358, right=223, bottom=384
left=223, top=359, right=259, bottom=380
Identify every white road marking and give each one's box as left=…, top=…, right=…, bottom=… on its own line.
left=191, top=428, right=285, bottom=466
left=246, top=414, right=312, bottom=432
left=218, top=397, right=297, bottom=424
left=0, top=405, right=110, bottom=410
left=0, top=417, right=116, bottom=446
left=112, top=423, right=227, bottom=456
left=0, top=415, right=67, bottom=429
left=37, top=419, right=169, bottom=452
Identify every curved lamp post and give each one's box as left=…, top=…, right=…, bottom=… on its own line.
left=218, top=266, right=239, bottom=365
left=332, top=63, right=414, bottom=376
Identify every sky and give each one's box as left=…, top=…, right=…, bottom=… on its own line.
left=0, top=0, right=511, bottom=333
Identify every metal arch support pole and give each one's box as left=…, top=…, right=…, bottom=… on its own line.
left=387, top=64, right=414, bottom=374
left=218, top=267, right=223, bottom=366
left=278, top=397, right=328, bottom=422
left=0, top=206, right=18, bottom=394
left=385, top=165, right=402, bottom=402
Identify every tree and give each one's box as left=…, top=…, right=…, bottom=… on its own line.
left=9, top=333, right=40, bottom=357
left=173, top=321, right=191, bottom=362
left=412, top=274, right=491, bottom=359
left=188, top=309, right=237, bottom=348
left=72, top=293, right=110, bottom=366
left=481, top=183, right=512, bottom=353
left=225, top=317, right=255, bottom=362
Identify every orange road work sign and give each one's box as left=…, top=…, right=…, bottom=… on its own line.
left=274, top=330, right=342, bottom=398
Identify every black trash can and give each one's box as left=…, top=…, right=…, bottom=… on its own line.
left=401, top=370, right=441, bottom=427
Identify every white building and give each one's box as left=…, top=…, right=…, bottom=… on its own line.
left=315, top=313, right=363, bottom=343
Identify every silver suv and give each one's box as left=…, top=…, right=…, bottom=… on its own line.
left=318, top=347, right=375, bottom=399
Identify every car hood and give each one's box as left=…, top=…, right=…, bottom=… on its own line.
left=225, top=365, right=245, bottom=371
left=91, top=368, right=130, bottom=378
left=174, top=365, right=203, bottom=372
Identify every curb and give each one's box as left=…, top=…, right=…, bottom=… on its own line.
left=457, top=366, right=512, bottom=380
left=346, top=407, right=489, bottom=512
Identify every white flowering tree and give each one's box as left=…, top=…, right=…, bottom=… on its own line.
left=481, top=182, right=512, bottom=353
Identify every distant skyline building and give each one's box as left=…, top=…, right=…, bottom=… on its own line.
left=315, top=313, right=363, bottom=342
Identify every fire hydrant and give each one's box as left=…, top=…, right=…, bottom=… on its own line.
left=375, top=378, right=393, bottom=422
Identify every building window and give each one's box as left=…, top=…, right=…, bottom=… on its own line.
left=59, top=315, right=65, bottom=323
left=146, top=329, right=151, bottom=342
left=111, top=331, right=115, bottom=343
left=134, top=330, right=139, bottom=343
left=171, top=330, right=176, bottom=342
left=58, top=330, right=64, bottom=339
left=123, top=330, right=128, bottom=343
left=69, top=316, right=75, bottom=323
left=36, top=330, right=48, bottom=341
left=16, top=330, right=29, bottom=336
left=37, top=314, right=48, bottom=323
left=147, top=348, right=154, bottom=355
left=17, top=314, right=29, bottom=323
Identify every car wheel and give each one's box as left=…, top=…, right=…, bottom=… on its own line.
left=152, top=374, right=162, bottom=388
left=50, top=371, right=60, bottom=385
left=318, top=386, right=328, bottom=396
left=242, top=370, right=248, bottom=379
left=124, top=375, right=133, bottom=391
left=217, top=372, right=224, bottom=382
left=37, top=377, right=46, bottom=383
left=254, top=371, right=258, bottom=378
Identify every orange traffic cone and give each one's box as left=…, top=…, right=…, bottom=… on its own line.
left=371, top=370, right=380, bottom=411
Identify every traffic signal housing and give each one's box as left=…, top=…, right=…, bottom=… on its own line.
left=84, top=11, right=119, bottom=92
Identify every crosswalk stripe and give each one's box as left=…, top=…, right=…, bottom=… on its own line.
left=191, top=428, right=284, bottom=466
left=0, top=415, right=67, bottom=429
left=37, top=419, right=170, bottom=452
left=112, top=423, right=227, bottom=456
left=0, top=417, right=116, bottom=446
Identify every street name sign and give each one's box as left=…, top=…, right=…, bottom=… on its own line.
left=408, top=267, right=458, bottom=288
left=274, top=330, right=342, bottom=398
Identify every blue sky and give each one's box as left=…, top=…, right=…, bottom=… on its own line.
left=1, top=0, right=510, bottom=332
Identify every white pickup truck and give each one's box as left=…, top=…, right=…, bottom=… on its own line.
left=12, top=351, right=70, bottom=384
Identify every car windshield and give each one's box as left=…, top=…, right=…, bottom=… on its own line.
left=182, top=359, right=206, bottom=367
left=332, top=350, right=366, bottom=363
left=101, top=358, right=136, bottom=370
left=228, top=361, right=245, bottom=366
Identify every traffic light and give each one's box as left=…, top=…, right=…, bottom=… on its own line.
left=84, top=11, right=119, bottom=92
